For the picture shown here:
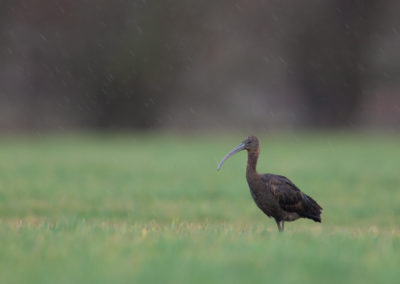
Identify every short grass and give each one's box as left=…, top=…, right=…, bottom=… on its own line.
left=0, top=132, right=399, bottom=284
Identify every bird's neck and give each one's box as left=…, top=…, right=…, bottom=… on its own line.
left=246, top=149, right=259, bottom=176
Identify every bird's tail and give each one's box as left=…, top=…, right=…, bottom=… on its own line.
left=302, top=194, right=323, bottom=222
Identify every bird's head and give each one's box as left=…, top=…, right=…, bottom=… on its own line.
left=217, top=136, right=259, bottom=171
left=242, top=135, right=259, bottom=151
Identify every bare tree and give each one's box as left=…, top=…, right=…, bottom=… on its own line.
left=289, top=0, right=383, bottom=127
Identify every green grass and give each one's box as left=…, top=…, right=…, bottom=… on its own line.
left=0, top=132, right=399, bottom=284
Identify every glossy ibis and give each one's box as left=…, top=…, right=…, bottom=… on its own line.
left=217, top=136, right=322, bottom=232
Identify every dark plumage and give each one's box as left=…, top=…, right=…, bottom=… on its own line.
left=217, top=136, right=322, bottom=232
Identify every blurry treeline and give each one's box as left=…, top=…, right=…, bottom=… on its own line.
left=0, top=0, right=399, bottom=131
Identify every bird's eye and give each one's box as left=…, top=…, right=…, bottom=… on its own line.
left=246, top=141, right=251, bottom=145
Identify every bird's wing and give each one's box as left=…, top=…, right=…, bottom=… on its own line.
left=261, top=174, right=322, bottom=221
left=262, top=174, right=305, bottom=213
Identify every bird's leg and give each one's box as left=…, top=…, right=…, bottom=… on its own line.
left=275, top=219, right=282, bottom=232
left=281, top=221, right=285, bottom=231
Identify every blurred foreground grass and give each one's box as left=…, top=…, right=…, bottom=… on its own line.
left=0, top=132, right=399, bottom=283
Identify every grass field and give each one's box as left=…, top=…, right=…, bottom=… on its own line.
left=0, top=132, right=399, bottom=284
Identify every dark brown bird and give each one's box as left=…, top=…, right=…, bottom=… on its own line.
left=217, top=136, right=322, bottom=232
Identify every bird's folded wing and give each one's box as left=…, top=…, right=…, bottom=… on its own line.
left=263, top=174, right=305, bottom=212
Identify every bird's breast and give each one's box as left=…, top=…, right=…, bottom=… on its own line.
left=247, top=181, right=276, bottom=218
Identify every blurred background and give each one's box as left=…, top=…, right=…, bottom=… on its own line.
left=0, top=0, right=399, bottom=132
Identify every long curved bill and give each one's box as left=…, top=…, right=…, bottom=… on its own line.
left=217, top=143, right=245, bottom=171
